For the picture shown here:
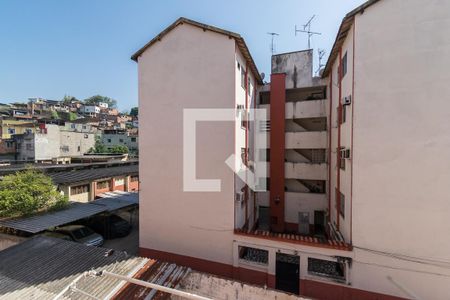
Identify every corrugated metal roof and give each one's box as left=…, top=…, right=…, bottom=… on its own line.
left=49, top=164, right=138, bottom=185
left=0, top=193, right=140, bottom=233
left=92, top=192, right=139, bottom=212
left=0, top=236, right=148, bottom=300
left=0, top=202, right=107, bottom=234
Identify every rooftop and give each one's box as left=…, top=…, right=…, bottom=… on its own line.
left=0, top=236, right=305, bottom=300
left=0, top=192, right=138, bottom=234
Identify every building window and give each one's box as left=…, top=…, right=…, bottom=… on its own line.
left=82, top=125, right=87, bottom=130
left=77, top=146, right=81, bottom=152
left=341, top=52, right=348, bottom=78
left=131, top=137, right=136, bottom=142
left=239, top=246, right=268, bottom=265
left=237, top=61, right=241, bottom=70
left=71, top=124, right=76, bottom=129
left=308, top=258, right=345, bottom=281
left=241, top=147, right=248, bottom=164
left=119, top=139, right=124, bottom=143
left=241, top=68, right=246, bottom=90
left=84, top=134, right=88, bottom=139
left=339, top=192, right=345, bottom=218
left=341, top=105, right=346, bottom=123
left=71, top=184, right=89, bottom=195
left=107, top=139, right=111, bottom=143
left=130, top=176, right=139, bottom=182
left=7, top=128, right=15, bottom=135
left=339, top=147, right=346, bottom=170
left=115, top=178, right=125, bottom=186
left=96, top=180, right=110, bottom=190
left=26, top=144, right=33, bottom=151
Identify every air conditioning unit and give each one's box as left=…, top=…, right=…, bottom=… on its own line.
left=343, top=95, right=352, bottom=106
left=345, top=149, right=351, bottom=159
left=340, top=148, right=351, bottom=159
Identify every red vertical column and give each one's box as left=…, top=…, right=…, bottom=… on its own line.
left=269, top=73, right=286, bottom=233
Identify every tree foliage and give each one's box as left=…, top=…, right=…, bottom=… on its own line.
left=130, top=107, right=138, bottom=117
left=88, top=136, right=108, bottom=154
left=61, top=95, right=79, bottom=105
left=88, top=137, right=129, bottom=154
left=109, top=145, right=129, bottom=154
left=0, top=169, right=68, bottom=218
left=84, top=95, right=117, bottom=108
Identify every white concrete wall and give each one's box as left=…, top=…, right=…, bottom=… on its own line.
left=286, top=132, right=327, bottom=149
left=35, top=124, right=60, bottom=160
left=138, top=23, right=238, bottom=265
left=176, top=271, right=305, bottom=300
left=285, top=192, right=327, bottom=224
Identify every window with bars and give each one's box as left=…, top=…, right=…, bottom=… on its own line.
left=96, top=180, right=110, bottom=190
left=308, top=258, right=345, bottom=281
left=71, top=184, right=89, bottom=195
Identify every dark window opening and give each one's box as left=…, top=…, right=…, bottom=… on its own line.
left=308, top=258, right=345, bottom=281
left=239, top=246, right=269, bottom=265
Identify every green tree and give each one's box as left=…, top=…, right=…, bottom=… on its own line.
left=130, top=107, right=138, bottom=117
left=68, top=112, right=77, bottom=121
left=88, top=136, right=108, bottom=154
left=61, top=95, right=79, bottom=105
left=109, top=145, right=129, bottom=154
left=0, top=169, right=68, bottom=218
left=84, top=95, right=117, bottom=108
left=51, top=111, right=60, bottom=119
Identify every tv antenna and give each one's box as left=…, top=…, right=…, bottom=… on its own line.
left=316, top=48, right=326, bottom=75
left=267, top=32, right=280, bottom=55
left=295, top=15, right=321, bottom=49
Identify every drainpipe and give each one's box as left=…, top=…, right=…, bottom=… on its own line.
left=336, top=48, right=343, bottom=230
left=328, top=70, right=333, bottom=225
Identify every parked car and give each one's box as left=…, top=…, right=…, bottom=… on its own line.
left=87, top=214, right=131, bottom=239
left=40, top=231, right=73, bottom=241
left=54, top=225, right=104, bottom=246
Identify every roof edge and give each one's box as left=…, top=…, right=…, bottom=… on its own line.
left=130, top=17, right=263, bottom=84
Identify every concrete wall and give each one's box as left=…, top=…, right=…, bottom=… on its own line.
left=35, top=124, right=60, bottom=160
left=175, top=271, right=306, bottom=300
left=138, top=23, right=238, bottom=266
left=60, top=130, right=96, bottom=156
left=271, top=50, right=314, bottom=89
left=327, top=0, right=450, bottom=298
left=0, top=233, right=27, bottom=251
left=102, top=133, right=138, bottom=153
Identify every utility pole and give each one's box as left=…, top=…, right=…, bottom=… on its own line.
left=267, top=32, right=280, bottom=55
left=295, top=15, right=321, bottom=49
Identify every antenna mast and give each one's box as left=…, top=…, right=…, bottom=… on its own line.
left=267, top=32, right=280, bottom=55
left=295, top=15, right=321, bottom=49
left=316, top=48, right=326, bottom=75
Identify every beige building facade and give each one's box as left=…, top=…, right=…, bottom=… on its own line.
left=136, top=1, right=450, bottom=299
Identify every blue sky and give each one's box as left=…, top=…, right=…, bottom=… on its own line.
left=0, top=0, right=366, bottom=111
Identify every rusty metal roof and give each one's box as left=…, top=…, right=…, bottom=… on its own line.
left=322, top=0, right=381, bottom=77
left=131, top=17, right=263, bottom=84
left=0, top=236, right=147, bottom=300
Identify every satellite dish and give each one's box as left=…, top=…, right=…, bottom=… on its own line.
left=260, top=72, right=265, bottom=80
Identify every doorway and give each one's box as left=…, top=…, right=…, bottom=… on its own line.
left=298, top=212, right=310, bottom=235
left=276, top=253, right=300, bottom=294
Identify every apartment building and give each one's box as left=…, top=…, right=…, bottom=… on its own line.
left=102, top=129, right=138, bottom=154
left=136, top=1, right=450, bottom=299
left=134, top=16, right=261, bottom=279
left=14, top=123, right=96, bottom=161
